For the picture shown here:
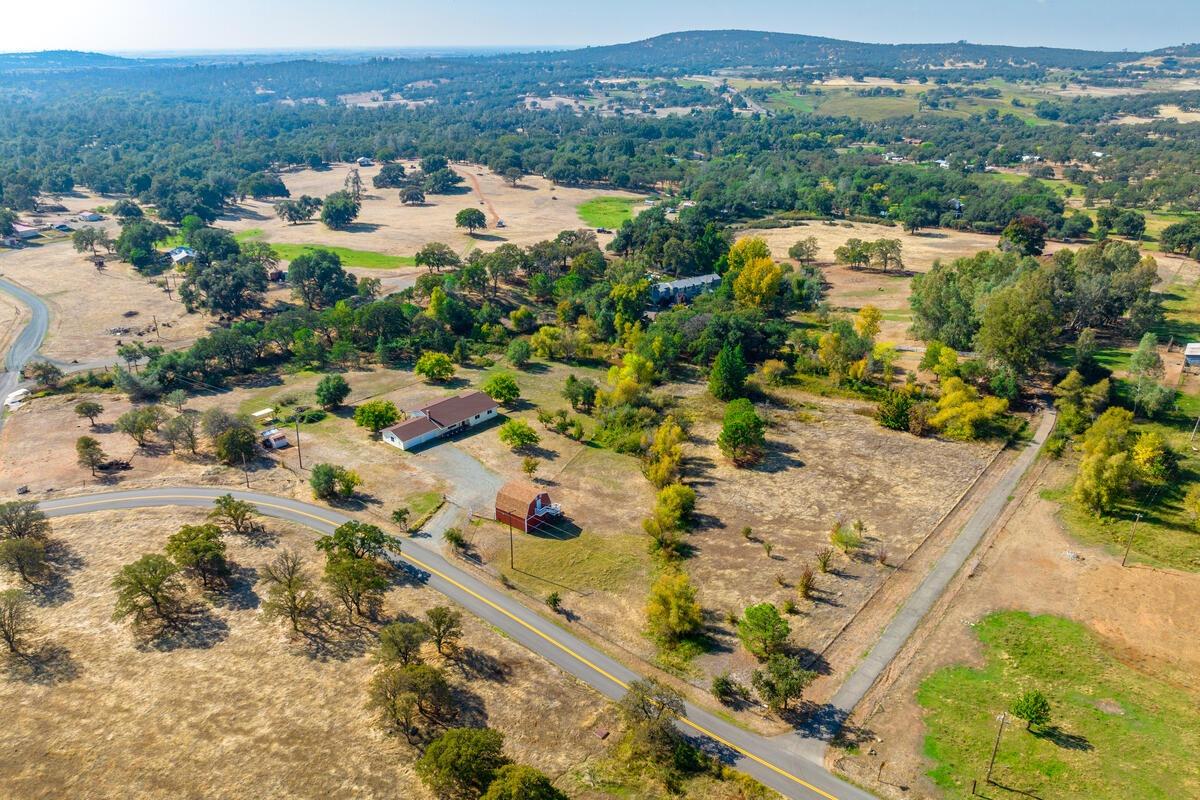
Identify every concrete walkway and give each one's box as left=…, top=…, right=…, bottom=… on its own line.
left=789, top=407, right=1057, bottom=756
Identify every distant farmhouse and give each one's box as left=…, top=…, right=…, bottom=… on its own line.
left=168, top=246, right=197, bottom=266
left=650, top=273, right=721, bottom=305
left=381, top=391, right=499, bottom=451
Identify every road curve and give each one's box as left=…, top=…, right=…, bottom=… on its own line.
left=38, top=486, right=875, bottom=800
left=0, top=276, right=50, bottom=410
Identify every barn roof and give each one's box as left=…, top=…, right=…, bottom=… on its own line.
left=495, top=479, right=545, bottom=518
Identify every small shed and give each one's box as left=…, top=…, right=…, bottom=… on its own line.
left=495, top=480, right=558, bottom=533
left=1185, top=343, right=1200, bottom=368
left=260, top=428, right=289, bottom=449
left=251, top=407, right=277, bottom=425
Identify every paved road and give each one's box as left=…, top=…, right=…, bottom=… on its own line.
left=37, top=487, right=875, bottom=800
left=788, top=408, right=1057, bottom=756
left=0, top=276, right=49, bottom=410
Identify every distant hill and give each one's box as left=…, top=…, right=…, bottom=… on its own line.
left=0, top=50, right=135, bottom=72
left=512, top=30, right=1138, bottom=74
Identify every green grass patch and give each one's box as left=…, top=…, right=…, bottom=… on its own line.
left=404, top=490, right=445, bottom=532
left=488, top=522, right=648, bottom=595
left=918, top=611, right=1200, bottom=800
left=1154, top=280, right=1200, bottom=345
left=265, top=242, right=414, bottom=269
left=577, top=197, right=638, bottom=228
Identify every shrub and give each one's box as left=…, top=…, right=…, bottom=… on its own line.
left=711, top=672, right=741, bottom=704
left=717, top=398, right=766, bottom=466
left=498, top=419, right=540, bottom=451
left=815, top=547, right=835, bottom=573
left=310, top=463, right=361, bottom=500
left=1011, top=689, right=1052, bottom=731
left=645, top=570, right=702, bottom=643
left=877, top=389, right=914, bottom=431
left=797, top=566, right=816, bottom=599
left=830, top=522, right=863, bottom=553
left=654, top=483, right=696, bottom=529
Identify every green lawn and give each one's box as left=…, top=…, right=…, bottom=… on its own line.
left=577, top=197, right=638, bottom=228
left=478, top=520, right=648, bottom=597
left=156, top=228, right=412, bottom=269
left=918, top=611, right=1200, bottom=800
left=265, top=242, right=415, bottom=269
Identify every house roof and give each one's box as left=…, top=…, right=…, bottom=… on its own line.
left=382, top=415, right=441, bottom=442
left=420, top=391, right=497, bottom=427
left=495, top=479, right=547, bottom=518
left=1185, top=343, right=1200, bottom=356
left=653, top=273, right=721, bottom=292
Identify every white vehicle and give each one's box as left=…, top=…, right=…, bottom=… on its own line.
left=4, top=388, right=30, bottom=407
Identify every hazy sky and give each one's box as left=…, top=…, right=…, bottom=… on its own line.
left=1, top=0, right=1195, bottom=54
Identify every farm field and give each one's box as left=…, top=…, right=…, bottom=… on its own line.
left=834, top=456, right=1200, bottom=799
left=673, top=381, right=998, bottom=690
left=918, top=611, right=1200, bottom=800
left=219, top=161, right=645, bottom=270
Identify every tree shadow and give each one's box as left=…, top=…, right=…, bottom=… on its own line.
left=296, top=606, right=372, bottom=662
left=4, top=642, right=80, bottom=685
left=1033, top=725, right=1093, bottom=751
left=753, top=440, right=805, bottom=473
left=210, top=565, right=260, bottom=611
left=450, top=646, right=512, bottom=682
left=239, top=524, right=280, bottom=548
left=32, top=539, right=85, bottom=606
left=138, top=603, right=230, bottom=652
left=344, top=222, right=383, bottom=233
left=449, top=684, right=489, bottom=729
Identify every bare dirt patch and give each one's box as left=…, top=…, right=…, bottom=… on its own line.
left=0, top=508, right=612, bottom=799
left=675, top=385, right=997, bottom=696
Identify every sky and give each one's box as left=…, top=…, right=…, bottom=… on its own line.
left=1, top=0, right=1195, bottom=54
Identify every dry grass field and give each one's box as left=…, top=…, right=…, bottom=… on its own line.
left=221, top=161, right=646, bottom=268
left=0, top=508, right=614, bottom=800
left=833, top=458, right=1200, bottom=798
left=0, top=191, right=210, bottom=364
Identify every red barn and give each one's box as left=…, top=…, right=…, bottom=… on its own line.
left=495, top=480, right=560, bottom=533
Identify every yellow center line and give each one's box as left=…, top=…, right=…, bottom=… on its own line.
left=47, top=492, right=839, bottom=800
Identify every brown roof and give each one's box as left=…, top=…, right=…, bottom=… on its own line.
left=495, top=480, right=547, bottom=518
left=382, top=415, right=441, bottom=442
left=421, top=391, right=497, bottom=427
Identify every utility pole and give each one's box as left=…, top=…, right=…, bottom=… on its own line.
left=294, top=406, right=305, bottom=469
left=152, top=315, right=161, bottom=340
left=1122, top=512, right=1143, bottom=567
left=241, top=452, right=250, bottom=488
left=508, top=522, right=515, bottom=570
left=985, top=712, right=1007, bottom=785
